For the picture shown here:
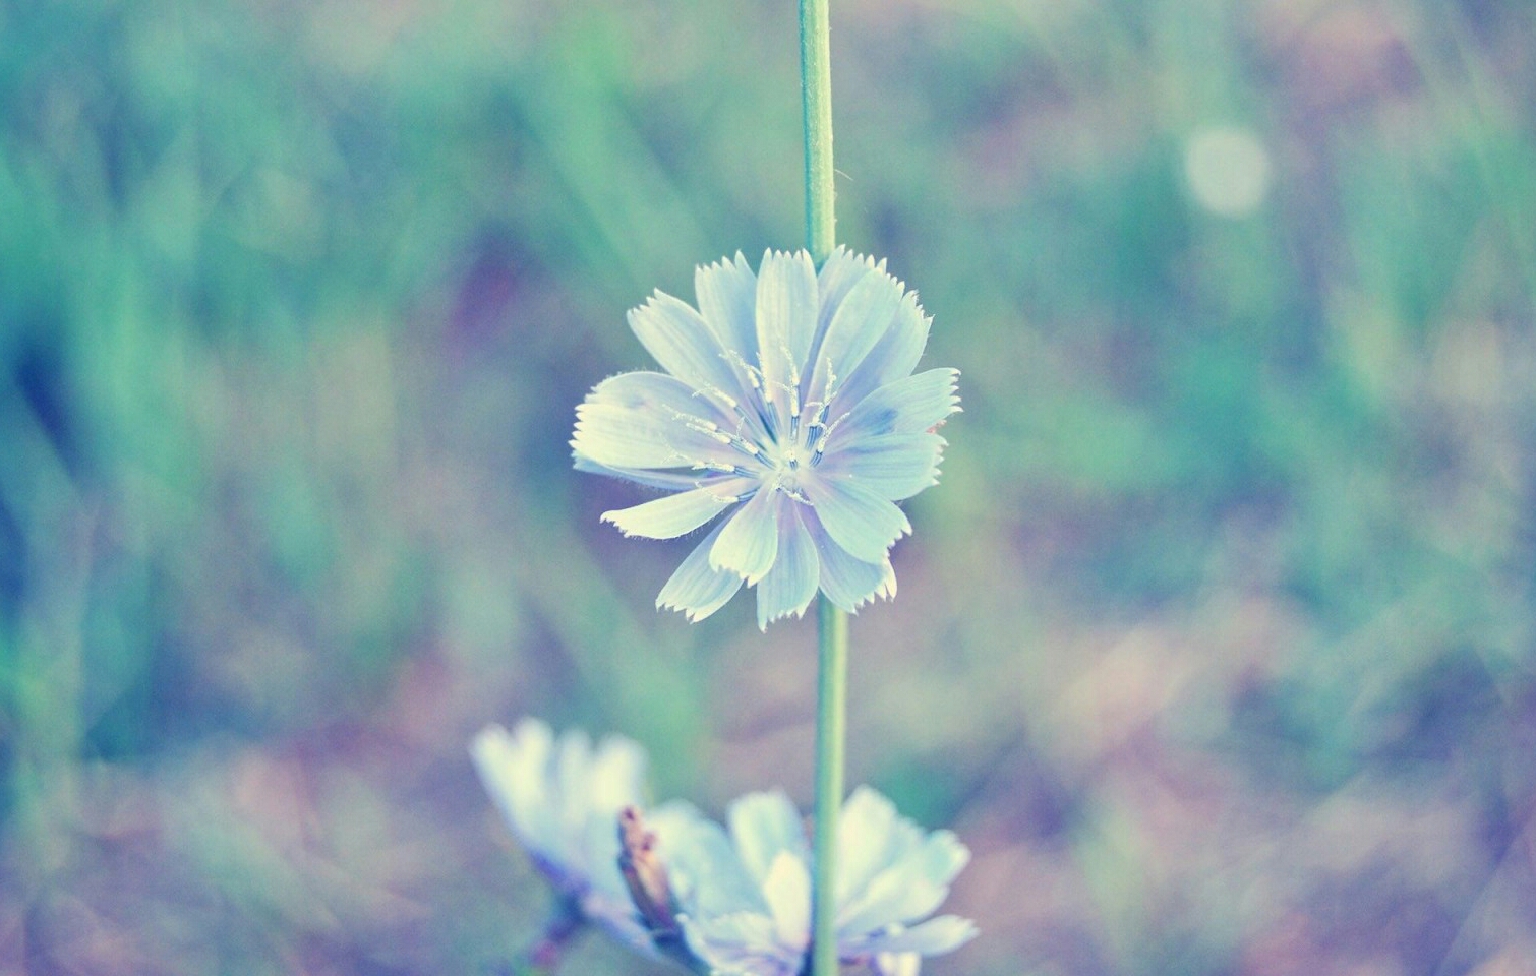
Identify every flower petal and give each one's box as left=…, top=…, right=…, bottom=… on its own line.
left=832, top=368, right=961, bottom=446
left=602, top=479, right=752, bottom=539
left=808, top=510, right=897, bottom=612
left=836, top=831, right=970, bottom=936
left=803, top=476, right=910, bottom=564
left=727, top=791, right=810, bottom=885
left=756, top=250, right=819, bottom=394
left=830, top=290, right=931, bottom=413
left=583, top=368, right=720, bottom=417
left=629, top=292, right=749, bottom=408
left=657, top=522, right=746, bottom=622
left=554, top=730, right=595, bottom=827
left=835, top=787, right=903, bottom=905
left=587, top=735, right=649, bottom=814
left=710, top=488, right=781, bottom=584
left=574, top=455, right=709, bottom=492
left=573, top=372, right=738, bottom=471
left=696, top=252, right=760, bottom=370
left=865, top=289, right=931, bottom=387
left=819, top=432, right=945, bottom=501
left=754, top=505, right=820, bottom=630
left=574, top=402, right=736, bottom=470
left=838, top=875, right=946, bottom=943
left=816, top=248, right=878, bottom=332
left=848, top=915, right=978, bottom=956
left=680, top=912, right=800, bottom=976
left=806, top=265, right=906, bottom=407
left=870, top=952, right=923, bottom=976
left=470, top=721, right=552, bottom=845
left=650, top=800, right=763, bottom=916
left=901, top=829, right=971, bottom=888
left=761, top=852, right=812, bottom=951
left=809, top=248, right=876, bottom=366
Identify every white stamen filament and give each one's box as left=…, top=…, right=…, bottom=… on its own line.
left=694, top=384, right=739, bottom=413
left=780, top=343, right=801, bottom=388
left=722, top=350, right=765, bottom=391
left=811, top=410, right=849, bottom=463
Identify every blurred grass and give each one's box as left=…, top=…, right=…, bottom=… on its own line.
left=2, top=0, right=1536, bottom=973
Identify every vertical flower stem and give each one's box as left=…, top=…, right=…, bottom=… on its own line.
left=801, top=0, right=835, bottom=264
left=812, top=594, right=847, bottom=976
left=801, top=7, right=842, bottom=973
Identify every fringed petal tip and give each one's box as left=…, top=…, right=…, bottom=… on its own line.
left=656, top=524, right=747, bottom=623
left=601, top=484, right=747, bottom=540
left=829, top=560, right=897, bottom=617
left=754, top=594, right=816, bottom=632
left=705, top=249, right=749, bottom=270
left=656, top=576, right=745, bottom=623
left=598, top=509, right=639, bottom=538
left=658, top=595, right=731, bottom=624
left=768, top=245, right=901, bottom=276
left=820, top=244, right=885, bottom=270
left=922, top=368, right=960, bottom=410
left=854, top=565, right=898, bottom=612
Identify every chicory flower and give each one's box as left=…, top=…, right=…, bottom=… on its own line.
left=642, top=787, right=976, bottom=975
left=471, top=718, right=654, bottom=952
left=572, top=249, right=959, bottom=629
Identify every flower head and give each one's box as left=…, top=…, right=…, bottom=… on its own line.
left=645, top=787, right=976, bottom=976
left=572, top=249, right=960, bottom=629
left=470, top=719, right=653, bottom=951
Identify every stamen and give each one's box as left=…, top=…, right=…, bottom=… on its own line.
left=667, top=408, right=763, bottom=459
left=689, top=475, right=746, bottom=504
left=810, top=411, right=848, bottom=464
left=705, top=426, right=766, bottom=460
left=733, top=437, right=763, bottom=458
left=780, top=343, right=801, bottom=388
left=802, top=400, right=831, bottom=435
left=663, top=406, right=722, bottom=434
left=722, top=350, right=765, bottom=391
left=820, top=356, right=841, bottom=406
left=694, top=384, right=738, bottom=413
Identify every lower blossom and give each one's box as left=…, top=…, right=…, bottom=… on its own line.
left=471, top=718, right=655, bottom=953
left=638, top=787, right=977, bottom=975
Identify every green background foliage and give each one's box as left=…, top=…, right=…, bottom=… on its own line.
left=2, top=0, right=1534, bottom=972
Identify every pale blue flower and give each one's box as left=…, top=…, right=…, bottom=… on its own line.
left=471, top=718, right=654, bottom=951
left=572, top=249, right=960, bottom=629
left=648, top=787, right=977, bottom=976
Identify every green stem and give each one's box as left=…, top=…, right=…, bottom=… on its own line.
left=800, top=0, right=835, bottom=264
left=802, top=4, right=844, bottom=974
left=812, top=596, right=848, bottom=976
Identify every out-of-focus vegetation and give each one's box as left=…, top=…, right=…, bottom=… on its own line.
left=2, top=0, right=1534, bottom=972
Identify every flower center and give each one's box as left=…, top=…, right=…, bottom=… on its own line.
left=779, top=442, right=805, bottom=472
left=671, top=354, right=850, bottom=501
left=759, top=425, right=820, bottom=500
